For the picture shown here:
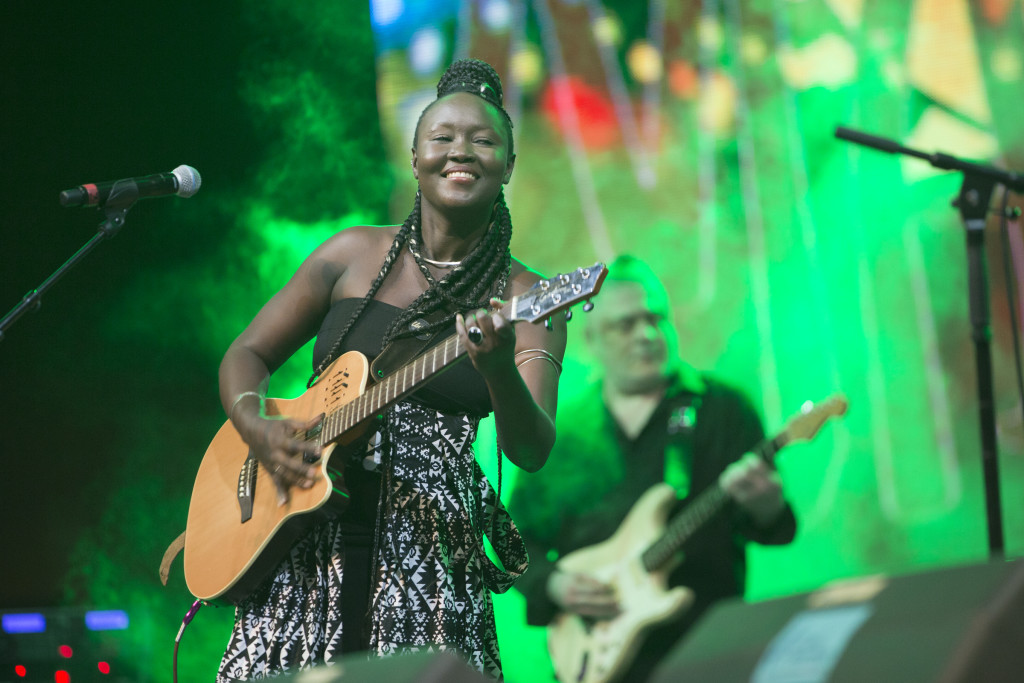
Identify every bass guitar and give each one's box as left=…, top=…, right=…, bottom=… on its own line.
left=546, top=394, right=848, bottom=683
left=183, top=263, right=607, bottom=604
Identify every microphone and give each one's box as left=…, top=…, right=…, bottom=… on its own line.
left=59, top=164, right=202, bottom=207
left=835, top=125, right=1024, bottom=192
left=834, top=126, right=903, bottom=155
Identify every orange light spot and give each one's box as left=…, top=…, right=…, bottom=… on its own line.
left=668, top=60, right=699, bottom=99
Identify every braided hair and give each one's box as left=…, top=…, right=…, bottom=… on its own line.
left=309, top=58, right=516, bottom=385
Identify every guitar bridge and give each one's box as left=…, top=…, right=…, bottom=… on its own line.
left=237, top=451, right=257, bottom=523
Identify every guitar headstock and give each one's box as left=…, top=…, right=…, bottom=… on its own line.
left=784, top=394, right=849, bottom=445
left=508, top=262, right=607, bottom=324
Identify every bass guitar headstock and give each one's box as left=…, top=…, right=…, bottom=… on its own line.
left=784, top=394, right=849, bottom=445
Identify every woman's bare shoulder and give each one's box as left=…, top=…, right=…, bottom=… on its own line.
left=316, top=225, right=400, bottom=255
left=287, top=226, right=400, bottom=295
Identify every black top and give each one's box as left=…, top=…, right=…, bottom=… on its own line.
left=311, top=298, right=493, bottom=538
left=313, top=298, right=493, bottom=416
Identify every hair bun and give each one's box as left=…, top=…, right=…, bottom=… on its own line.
left=436, top=58, right=504, bottom=109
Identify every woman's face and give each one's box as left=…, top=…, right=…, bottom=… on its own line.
left=411, top=92, right=515, bottom=217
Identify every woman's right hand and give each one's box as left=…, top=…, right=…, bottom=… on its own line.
left=233, top=409, right=323, bottom=506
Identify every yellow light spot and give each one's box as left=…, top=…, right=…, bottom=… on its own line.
left=510, top=46, right=544, bottom=89
left=778, top=34, right=857, bottom=90
left=698, top=70, right=737, bottom=138
left=990, top=45, right=1022, bottom=82
left=740, top=34, right=768, bottom=65
left=698, top=16, right=723, bottom=53
left=627, top=41, right=663, bottom=84
left=592, top=15, right=622, bottom=47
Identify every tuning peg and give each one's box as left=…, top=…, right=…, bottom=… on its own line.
left=564, top=310, right=573, bottom=322
left=583, top=300, right=595, bottom=312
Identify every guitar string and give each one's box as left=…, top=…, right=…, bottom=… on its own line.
left=321, top=334, right=466, bottom=443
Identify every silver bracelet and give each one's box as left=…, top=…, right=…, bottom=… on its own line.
left=229, top=391, right=263, bottom=420
left=514, top=348, right=563, bottom=374
left=515, top=355, right=562, bottom=375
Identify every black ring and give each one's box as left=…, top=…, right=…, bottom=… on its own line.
left=467, top=326, right=484, bottom=344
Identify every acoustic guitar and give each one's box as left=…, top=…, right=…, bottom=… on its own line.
left=546, top=394, right=848, bottom=683
left=183, top=263, right=607, bottom=604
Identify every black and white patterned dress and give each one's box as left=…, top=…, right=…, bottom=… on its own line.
left=216, top=300, right=527, bottom=681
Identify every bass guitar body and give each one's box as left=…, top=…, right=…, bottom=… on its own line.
left=548, top=483, right=694, bottom=683
left=183, top=352, right=370, bottom=604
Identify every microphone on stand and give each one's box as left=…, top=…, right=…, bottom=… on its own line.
left=59, top=164, right=202, bottom=207
left=834, top=126, right=1024, bottom=192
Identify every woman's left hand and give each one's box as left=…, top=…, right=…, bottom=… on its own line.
left=456, top=298, right=517, bottom=378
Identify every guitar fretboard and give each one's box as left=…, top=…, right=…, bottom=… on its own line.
left=640, top=432, right=788, bottom=572
left=320, top=333, right=469, bottom=444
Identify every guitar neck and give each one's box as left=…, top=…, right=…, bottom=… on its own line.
left=311, top=261, right=609, bottom=448
left=640, top=432, right=787, bottom=572
left=320, top=332, right=469, bottom=444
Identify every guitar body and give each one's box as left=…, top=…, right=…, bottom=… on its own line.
left=548, top=483, right=694, bottom=683
left=180, top=264, right=610, bottom=604
left=183, top=351, right=371, bottom=604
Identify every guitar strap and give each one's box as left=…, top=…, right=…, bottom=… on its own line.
left=368, top=307, right=492, bottom=418
left=368, top=308, right=455, bottom=381
left=159, top=530, right=186, bottom=586
left=664, top=394, right=701, bottom=499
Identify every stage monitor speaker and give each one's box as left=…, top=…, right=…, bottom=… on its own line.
left=652, top=559, right=1024, bottom=683
left=276, top=650, right=490, bottom=682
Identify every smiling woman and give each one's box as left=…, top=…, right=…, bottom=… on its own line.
left=211, top=58, right=567, bottom=680
left=413, top=93, right=515, bottom=222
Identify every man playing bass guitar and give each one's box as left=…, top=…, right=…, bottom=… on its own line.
left=510, top=254, right=797, bottom=682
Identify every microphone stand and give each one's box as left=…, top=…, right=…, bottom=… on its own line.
left=0, top=180, right=140, bottom=341
left=835, top=126, right=1024, bottom=560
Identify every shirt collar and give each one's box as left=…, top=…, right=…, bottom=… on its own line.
left=666, top=360, right=707, bottom=398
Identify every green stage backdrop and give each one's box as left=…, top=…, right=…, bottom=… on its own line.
left=1, top=1, right=1023, bottom=681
